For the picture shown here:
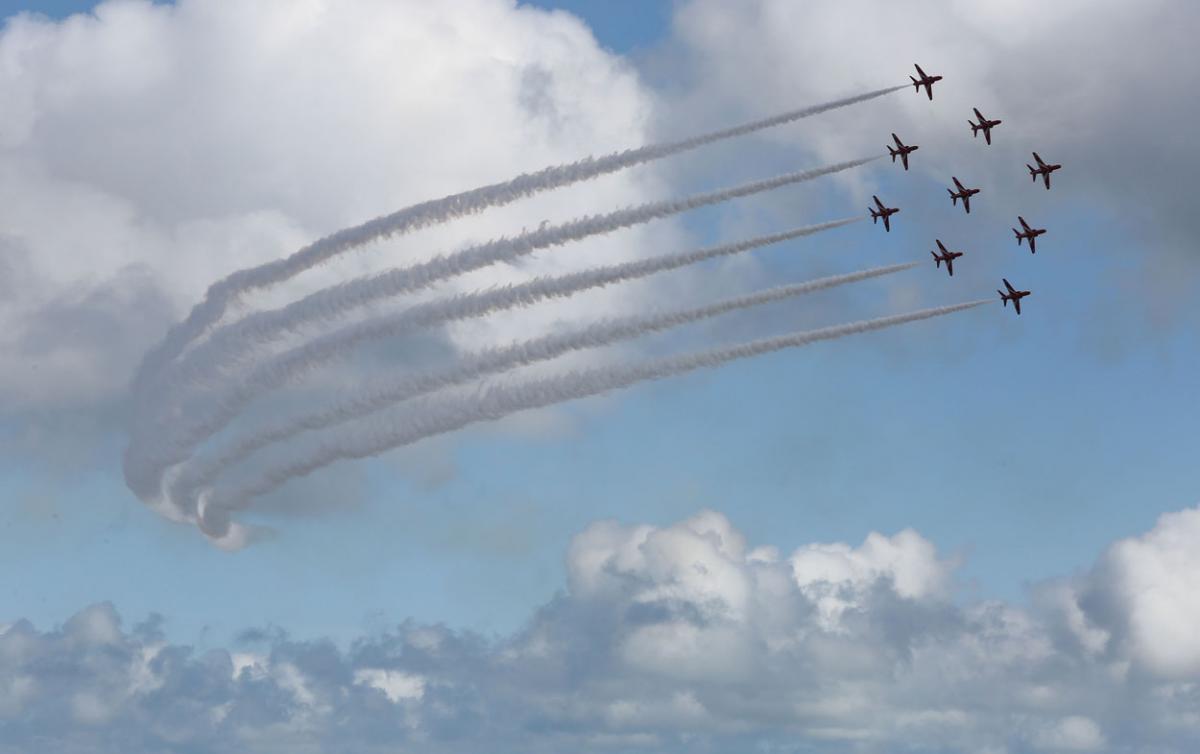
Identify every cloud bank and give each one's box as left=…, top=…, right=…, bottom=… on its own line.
left=3, top=506, right=1198, bottom=753
left=0, top=0, right=666, bottom=411
left=664, top=0, right=1200, bottom=321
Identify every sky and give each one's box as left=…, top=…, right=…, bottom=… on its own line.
left=1, top=1, right=1199, bottom=752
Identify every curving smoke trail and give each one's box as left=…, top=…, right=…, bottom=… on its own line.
left=148, top=157, right=879, bottom=397
left=197, top=299, right=989, bottom=538
left=131, top=85, right=905, bottom=392
left=170, top=262, right=917, bottom=510
left=127, top=217, right=859, bottom=499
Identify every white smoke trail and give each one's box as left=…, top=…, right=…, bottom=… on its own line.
left=128, top=159, right=876, bottom=498
left=170, top=262, right=917, bottom=508
left=197, top=299, right=989, bottom=538
left=151, top=157, right=878, bottom=396
left=132, top=85, right=905, bottom=390
left=126, top=217, right=859, bottom=497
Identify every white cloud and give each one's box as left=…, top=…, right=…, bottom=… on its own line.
left=0, top=673, right=35, bottom=720
left=2, top=4, right=1198, bottom=750
left=662, top=0, right=1200, bottom=333
left=2, top=507, right=1200, bottom=752
left=1033, top=715, right=1106, bottom=752
left=352, top=668, right=425, bottom=703
left=790, top=528, right=952, bottom=628
left=1073, top=506, right=1200, bottom=678
left=0, top=0, right=674, bottom=411
left=70, top=691, right=115, bottom=725
left=63, top=602, right=123, bottom=646
left=230, top=651, right=267, bottom=680
left=667, top=0, right=1185, bottom=188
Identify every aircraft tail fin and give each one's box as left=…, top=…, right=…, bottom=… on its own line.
left=1028, top=165, right=1036, bottom=178
left=932, top=251, right=940, bottom=267
left=1000, top=292, right=1008, bottom=306
left=1014, top=230, right=1023, bottom=245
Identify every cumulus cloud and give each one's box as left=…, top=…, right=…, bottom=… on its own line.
left=1061, top=506, right=1200, bottom=679
left=661, top=0, right=1200, bottom=324
left=666, top=0, right=1195, bottom=209
left=4, top=508, right=1199, bottom=753
left=0, top=0, right=674, bottom=414
left=1032, top=715, right=1107, bottom=752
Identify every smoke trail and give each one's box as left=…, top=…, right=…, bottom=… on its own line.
left=133, top=85, right=905, bottom=389
left=170, top=262, right=917, bottom=507
left=152, top=157, right=878, bottom=395
left=126, top=217, right=859, bottom=498
left=130, top=157, right=875, bottom=496
left=197, top=300, right=989, bottom=537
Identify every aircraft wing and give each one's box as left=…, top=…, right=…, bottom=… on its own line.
left=915, top=64, right=927, bottom=77
left=882, top=215, right=891, bottom=232
left=873, top=196, right=886, bottom=210
left=984, top=130, right=992, bottom=145
left=1003, top=279, right=1017, bottom=294
left=892, top=133, right=904, bottom=147
left=1033, top=151, right=1046, bottom=167
left=952, top=177, right=965, bottom=191
left=1028, top=236, right=1037, bottom=253
left=1018, top=216, right=1031, bottom=230
left=1013, top=297, right=1021, bottom=315
left=1042, top=172, right=1051, bottom=189
left=973, top=107, right=985, bottom=120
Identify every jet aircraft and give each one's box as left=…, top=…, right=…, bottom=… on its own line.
left=968, top=108, right=1002, bottom=145
left=869, top=195, right=899, bottom=232
left=910, top=64, right=942, bottom=100
left=1027, top=152, right=1062, bottom=189
left=1013, top=216, right=1047, bottom=253
left=998, top=279, right=1031, bottom=315
left=930, top=240, right=964, bottom=277
left=947, top=177, right=980, bottom=214
left=888, top=133, right=919, bottom=170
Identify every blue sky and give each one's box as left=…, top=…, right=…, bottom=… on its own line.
left=3, top=0, right=1197, bottom=642
left=1, top=2, right=1199, bottom=751
left=14, top=0, right=675, bottom=51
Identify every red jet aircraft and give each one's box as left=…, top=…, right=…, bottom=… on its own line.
left=869, top=195, right=900, bottom=232
left=969, top=108, right=1002, bottom=145
left=910, top=64, right=942, bottom=100
left=888, top=133, right=919, bottom=170
left=1027, top=152, right=1062, bottom=189
left=931, top=240, right=964, bottom=277
left=947, top=177, right=981, bottom=214
left=999, top=279, right=1031, bottom=315
left=1013, top=216, right=1047, bottom=253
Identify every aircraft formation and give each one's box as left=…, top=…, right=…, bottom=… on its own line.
left=871, top=64, right=1063, bottom=315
